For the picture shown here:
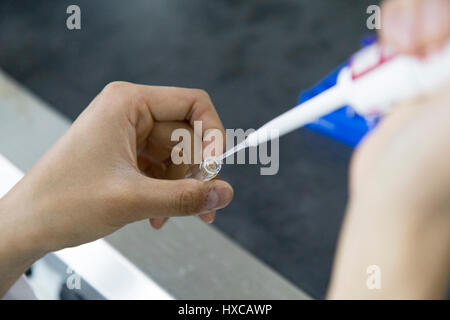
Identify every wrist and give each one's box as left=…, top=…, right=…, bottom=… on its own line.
left=0, top=186, right=50, bottom=261
left=0, top=188, right=50, bottom=296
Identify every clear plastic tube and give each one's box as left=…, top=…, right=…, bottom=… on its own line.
left=186, top=157, right=222, bottom=182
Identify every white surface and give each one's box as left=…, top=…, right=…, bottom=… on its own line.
left=0, top=153, right=173, bottom=300
left=27, top=259, right=65, bottom=300
left=55, top=240, right=173, bottom=300
left=0, top=153, right=23, bottom=197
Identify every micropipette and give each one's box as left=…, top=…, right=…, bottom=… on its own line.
left=194, top=40, right=450, bottom=180
left=229, top=40, right=450, bottom=154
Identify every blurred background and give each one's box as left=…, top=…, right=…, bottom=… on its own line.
left=0, top=0, right=380, bottom=298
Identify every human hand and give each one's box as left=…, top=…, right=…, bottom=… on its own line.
left=353, top=0, right=450, bottom=241
left=328, top=0, right=450, bottom=299
left=380, top=0, right=449, bottom=57
left=0, top=82, right=234, bottom=255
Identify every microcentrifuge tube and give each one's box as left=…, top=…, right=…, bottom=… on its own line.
left=186, top=157, right=222, bottom=182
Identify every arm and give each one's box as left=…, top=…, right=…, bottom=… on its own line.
left=328, top=0, right=450, bottom=299
left=0, top=193, right=47, bottom=297
left=328, top=87, right=450, bottom=299
left=0, top=83, right=233, bottom=296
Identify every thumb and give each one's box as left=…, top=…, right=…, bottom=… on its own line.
left=129, top=176, right=234, bottom=220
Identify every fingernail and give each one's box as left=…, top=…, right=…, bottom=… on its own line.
left=206, top=187, right=231, bottom=210
left=199, top=212, right=216, bottom=224
left=152, top=218, right=167, bottom=229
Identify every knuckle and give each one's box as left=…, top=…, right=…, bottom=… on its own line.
left=98, top=81, right=134, bottom=112
left=102, top=81, right=131, bottom=98
left=191, top=89, right=216, bottom=118
left=194, top=88, right=211, bottom=101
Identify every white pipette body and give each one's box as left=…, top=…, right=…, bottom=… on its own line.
left=246, top=84, right=348, bottom=147
left=246, top=41, right=450, bottom=148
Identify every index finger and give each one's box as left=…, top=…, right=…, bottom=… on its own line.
left=135, top=85, right=226, bottom=139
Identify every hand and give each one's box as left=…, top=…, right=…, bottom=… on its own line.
left=380, top=0, right=449, bottom=57
left=328, top=0, right=450, bottom=299
left=1, top=82, right=234, bottom=258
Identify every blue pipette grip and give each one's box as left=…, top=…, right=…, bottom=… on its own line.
left=297, top=36, right=380, bottom=147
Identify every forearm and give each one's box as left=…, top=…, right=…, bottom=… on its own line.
left=327, top=199, right=450, bottom=299
left=0, top=186, right=48, bottom=297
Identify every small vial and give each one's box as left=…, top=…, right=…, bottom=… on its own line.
left=187, top=157, right=222, bottom=182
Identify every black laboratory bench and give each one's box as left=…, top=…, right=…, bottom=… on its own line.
left=0, top=0, right=380, bottom=298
